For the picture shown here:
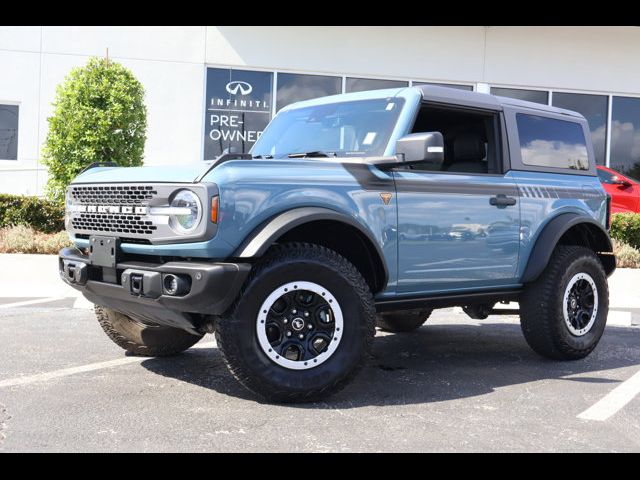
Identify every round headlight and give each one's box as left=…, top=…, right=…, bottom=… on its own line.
left=169, top=189, right=202, bottom=234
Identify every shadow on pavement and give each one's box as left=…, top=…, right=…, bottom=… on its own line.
left=140, top=322, right=640, bottom=407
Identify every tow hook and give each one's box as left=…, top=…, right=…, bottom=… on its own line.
left=61, top=260, right=88, bottom=285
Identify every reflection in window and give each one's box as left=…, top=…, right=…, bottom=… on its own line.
left=490, top=87, right=548, bottom=105
left=0, top=104, right=19, bottom=160
left=552, top=92, right=608, bottom=165
left=345, top=77, right=408, bottom=93
left=610, top=96, right=640, bottom=179
left=516, top=114, right=589, bottom=170
left=276, top=73, right=342, bottom=112
left=414, top=81, right=473, bottom=91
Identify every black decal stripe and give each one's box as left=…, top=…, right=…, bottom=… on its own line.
left=395, top=178, right=519, bottom=196
left=341, top=163, right=394, bottom=190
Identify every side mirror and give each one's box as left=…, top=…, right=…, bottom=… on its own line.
left=395, top=132, right=444, bottom=167
left=611, top=175, right=632, bottom=187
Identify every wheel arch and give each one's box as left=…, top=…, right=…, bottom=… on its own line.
left=233, top=207, right=389, bottom=293
left=522, top=213, right=615, bottom=283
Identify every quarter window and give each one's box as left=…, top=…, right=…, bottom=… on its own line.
left=516, top=114, right=589, bottom=170
left=0, top=104, right=19, bottom=160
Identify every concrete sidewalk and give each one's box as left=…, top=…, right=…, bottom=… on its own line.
left=0, top=253, right=638, bottom=324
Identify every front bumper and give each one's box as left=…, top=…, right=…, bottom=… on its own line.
left=59, top=247, right=251, bottom=334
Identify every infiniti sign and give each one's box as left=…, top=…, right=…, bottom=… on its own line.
left=226, top=81, right=253, bottom=96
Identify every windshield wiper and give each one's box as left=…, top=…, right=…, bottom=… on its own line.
left=252, top=154, right=273, bottom=159
left=287, top=151, right=337, bottom=158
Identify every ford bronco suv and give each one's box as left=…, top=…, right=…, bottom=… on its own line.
left=59, top=85, right=616, bottom=402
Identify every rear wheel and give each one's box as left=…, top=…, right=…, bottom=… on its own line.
left=376, top=310, right=432, bottom=332
left=215, top=243, right=376, bottom=403
left=519, top=245, right=609, bottom=360
left=95, top=306, right=203, bottom=356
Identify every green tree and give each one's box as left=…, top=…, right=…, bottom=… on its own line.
left=42, top=57, right=147, bottom=202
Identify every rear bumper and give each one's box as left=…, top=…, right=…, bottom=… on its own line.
left=59, top=247, right=251, bottom=334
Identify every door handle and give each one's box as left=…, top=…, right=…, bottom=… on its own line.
left=489, top=194, right=517, bottom=208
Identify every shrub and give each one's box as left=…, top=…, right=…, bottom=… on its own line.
left=0, top=226, right=72, bottom=254
left=42, top=57, right=147, bottom=202
left=612, top=238, right=640, bottom=268
left=610, top=213, right=640, bottom=251
left=0, top=194, right=65, bottom=233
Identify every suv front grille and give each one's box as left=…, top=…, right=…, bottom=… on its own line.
left=70, top=185, right=157, bottom=205
left=71, top=214, right=157, bottom=235
left=69, top=184, right=159, bottom=238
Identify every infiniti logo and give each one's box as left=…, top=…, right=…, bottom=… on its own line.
left=225, top=81, right=253, bottom=96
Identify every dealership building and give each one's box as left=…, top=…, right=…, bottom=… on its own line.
left=2, top=26, right=640, bottom=195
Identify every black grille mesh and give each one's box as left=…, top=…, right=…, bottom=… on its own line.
left=69, top=185, right=159, bottom=236
left=70, top=185, right=157, bottom=205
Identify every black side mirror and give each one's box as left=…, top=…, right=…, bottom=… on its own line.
left=611, top=175, right=632, bottom=187
left=395, top=132, right=444, bottom=168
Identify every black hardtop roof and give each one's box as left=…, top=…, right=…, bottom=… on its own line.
left=414, top=84, right=584, bottom=118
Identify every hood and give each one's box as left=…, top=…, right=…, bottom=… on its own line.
left=72, top=164, right=208, bottom=184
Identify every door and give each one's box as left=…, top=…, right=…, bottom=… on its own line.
left=597, top=167, right=640, bottom=213
left=394, top=104, right=520, bottom=295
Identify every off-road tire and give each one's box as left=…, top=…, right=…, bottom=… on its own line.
left=95, top=306, right=203, bottom=356
left=376, top=310, right=432, bottom=332
left=215, top=242, right=376, bottom=403
left=520, top=245, right=609, bottom=360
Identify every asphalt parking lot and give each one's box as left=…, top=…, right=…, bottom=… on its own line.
left=1, top=297, right=639, bottom=452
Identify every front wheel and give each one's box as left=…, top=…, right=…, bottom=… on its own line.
left=95, top=306, right=203, bottom=356
left=215, top=243, right=376, bottom=403
left=519, top=245, right=609, bottom=360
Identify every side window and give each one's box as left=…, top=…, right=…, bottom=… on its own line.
left=597, top=168, right=615, bottom=184
left=410, top=105, right=499, bottom=174
left=516, top=114, right=589, bottom=171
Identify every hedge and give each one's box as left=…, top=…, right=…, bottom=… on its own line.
left=0, top=194, right=65, bottom=234
left=610, top=212, right=640, bottom=251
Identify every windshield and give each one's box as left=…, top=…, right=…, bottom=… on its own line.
left=251, top=98, right=405, bottom=158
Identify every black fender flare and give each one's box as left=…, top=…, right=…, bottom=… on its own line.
left=233, top=206, right=389, bottom=286
left=521, top=212, right=615, bottom=283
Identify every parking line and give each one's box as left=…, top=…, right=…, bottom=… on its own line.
left=0, top=297, right=65, bottom=309
left=0, top=341, right=217, bottom=389
left=577, top=370, right=640, bottom=421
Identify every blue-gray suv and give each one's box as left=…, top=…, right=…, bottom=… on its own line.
left=59, top=85, right=616, bottom=402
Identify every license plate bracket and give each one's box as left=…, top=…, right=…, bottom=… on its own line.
left=89, top=236, right=120, bottom=268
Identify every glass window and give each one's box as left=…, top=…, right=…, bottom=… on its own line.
left=490, top=87, right=548, bottom=105
left=0, top=104, right=19, bottom=160
left=552, top=92, right=608, bottom=165
left=597, top=167, right=616, bottom=184
left=516, top=113, right=589, bottom=170
left=414, top=81, right=473, bottom=91
left=345, top=77, right=408, bottom=93
left=276, top=73, right=342, bottom=112
left=203, top=68, right=273, bottom=160
left=610, top=96, right=640, bottom=178
left=251, top=98, right=405, bottom=158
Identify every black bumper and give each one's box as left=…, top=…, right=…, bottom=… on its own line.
left=59, top=247, right=251, bottom=334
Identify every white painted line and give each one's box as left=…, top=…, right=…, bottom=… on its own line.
left=607, top=311, right=632, bottom=327
left=577, top=369, right=640, bottom=421
left=0, top=297, right=65, bottom=309
left=0, top=341, right=217, bottom=389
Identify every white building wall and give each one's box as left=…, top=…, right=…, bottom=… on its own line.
left=1, top=26, right=639, bottom=196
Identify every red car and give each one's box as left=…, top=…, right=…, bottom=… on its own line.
left=597, top=165, right=640, bottom=213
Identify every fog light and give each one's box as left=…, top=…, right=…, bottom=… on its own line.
left=162, top=274, right=190, bottom=296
